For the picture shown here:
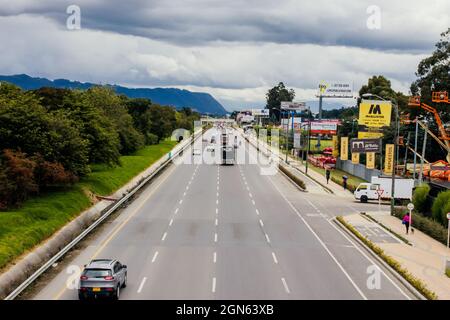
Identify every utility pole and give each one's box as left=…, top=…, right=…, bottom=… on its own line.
left=317, top=95, right=323, bottom=151
left=413, top=117, right=419, bottom=184
left=306, top=109, right=311, bottom=175
left=419, top=126, right=428, bottom=184
left=390, top=104, right=398, bottom=215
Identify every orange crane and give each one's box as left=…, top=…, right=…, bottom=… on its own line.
left=408, top=92, right=450, bottom=162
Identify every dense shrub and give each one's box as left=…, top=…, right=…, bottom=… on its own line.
left=431, top=190, right=450, bottom=225
left=0, top=150, right=37, bottom=208
left=146, top=133, right=159, bottom=145
left=413, top=183, right=431, bottom=214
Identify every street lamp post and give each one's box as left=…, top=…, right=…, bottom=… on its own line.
left=362, top=93, right=399, bottom=215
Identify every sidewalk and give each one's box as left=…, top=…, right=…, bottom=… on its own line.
left=342, top=211, right=450, bottom=299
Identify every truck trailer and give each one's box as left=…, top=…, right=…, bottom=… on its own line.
left=354, top=176, right=414, bottom=203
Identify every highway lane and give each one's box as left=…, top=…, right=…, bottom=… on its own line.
left=30, top=127, right=414, bottom=300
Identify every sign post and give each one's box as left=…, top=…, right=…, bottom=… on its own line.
left=376, top=188, right=384, bottom=213
left=407, top=202, right=414, bottom=233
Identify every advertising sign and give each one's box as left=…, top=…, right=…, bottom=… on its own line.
left=332, top=135, right=339, bottom=157
left=310, top=121, right=338, bottom=135
left=358, top=100, right=392, bottom=128
left=280, top=101, right=307, bottom=111
left=358, top=131, right=384, bottom=139
left=317, top=81, right=353, bottom=98
left=251, top=109, right=270, bottom=117
left=352, top=152, right=360, bottom=164
left=366, top=152, right=375, bottom=169
left=294, top=133, right=301, bottom=148
left=384, top=144, right=394, bottom=174
left=340, top=137, right=349, bottom=161
left=350, top=138, right=381, bottom=153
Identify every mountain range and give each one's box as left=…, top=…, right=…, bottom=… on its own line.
left=0, top=74, right=228, bottom=115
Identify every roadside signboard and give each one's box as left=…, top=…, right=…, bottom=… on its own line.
left=407, top=203, right=414, bottom=211
left=352, top=152, right=360, bottom=164
left=280, top=101, right=307, bottom=111
left=310, top=121, right=338, bottom=135
left=384, top=144, right=394, bottom=174
left=317, top=81, right=353, bottom=98
left=350, top=138, right=381, bottom=153
left=366, top=152, right=375, bottom=169
left=358, top=100, right=392, bottom=128
left=294, top=133, right=301, bottom=148
left=332, top=135, right=339, bottom=157
left=251, top=109, right=270, bottom=117
left=340, top=137, right=349, bottom=161
left=357, top=131, right=384, bottom=139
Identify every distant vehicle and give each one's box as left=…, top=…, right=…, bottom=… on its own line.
left=221, top=146, right=235, bottom=165
left=210, top=136, right=216, bottom=144
left=78, top=259, right=127, bottom=300
left=192, top=148, right=202, bottom=155
left=354, top=176, right=414, bottom=203
left=205, top=146, right=215, bottom=153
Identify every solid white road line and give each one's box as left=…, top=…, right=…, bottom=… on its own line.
left=268, top=176, right=368, bottom=300
left=272, top=252, right=278, bottom=264
left=161, top=232, right=167, bottom=241
left=151, top=251, right=159, bottom=263
left=137, top=277, right=147, bottom=293
left=212, top=277, right=216, bottom=293
left=169, top=219, right=173, bottom=226
left=281, top=278, right=290, bottom=294
left=213, top=252, right=217, bottom=263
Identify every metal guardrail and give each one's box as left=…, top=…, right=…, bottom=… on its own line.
left=4, top=130, right=202, bottom=300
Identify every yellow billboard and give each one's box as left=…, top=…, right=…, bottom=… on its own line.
left=366, top=152, right=375, bottom=169
left=358, top=100, right=392, bottom=128
left=340, top=137, right=348, bottom=160
left=352, top=152, right=360, bottom=164
left=384, top=144, right=394, bottom=174
left=332, top=135, right=339, bottom=157
left=358, top=131, right=384, bottom=139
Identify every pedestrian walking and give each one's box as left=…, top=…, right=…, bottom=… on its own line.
left=402, top=212, right=410, bottom=234
left=325, top=168, right=331, bottom=184
left=342, top=175, right=348, bottom=190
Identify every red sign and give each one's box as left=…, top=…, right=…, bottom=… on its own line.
left=376, top=189, right=384, bottom=196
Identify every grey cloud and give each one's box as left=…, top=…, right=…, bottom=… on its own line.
left=0, top=0, right=448, bottom=52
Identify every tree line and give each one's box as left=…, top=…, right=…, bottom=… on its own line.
left=0, top=84, right=200, bottom=208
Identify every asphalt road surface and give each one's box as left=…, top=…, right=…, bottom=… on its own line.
left=31, top=128, right=415, bottom=300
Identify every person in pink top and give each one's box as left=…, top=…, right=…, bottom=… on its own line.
left=402, top=212, right=411, bottom=234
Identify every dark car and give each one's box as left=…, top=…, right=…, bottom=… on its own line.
left=78, top=259, right=127, bottom=300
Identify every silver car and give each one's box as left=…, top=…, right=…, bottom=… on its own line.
left=78, top=259, right=127, bottom=300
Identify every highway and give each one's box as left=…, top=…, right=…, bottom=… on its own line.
left=30, top=128, right=416, bottom=300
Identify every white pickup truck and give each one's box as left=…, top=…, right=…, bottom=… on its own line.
left=354, top=176, right=414, bottom=203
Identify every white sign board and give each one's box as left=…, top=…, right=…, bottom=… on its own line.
left=294, top=133, right=301, bottom=148
left=317, top=81, right=353, bottom=98
left=240, top=115, right=254, bottom=123
left=407, top=203, right=414, bottom=211
left=280, top=101, right=307, bottom=111
left=251, top=109, right=270, bottom=117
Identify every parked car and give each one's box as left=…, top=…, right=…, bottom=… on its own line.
left=78, top=259, right=127, bottom=300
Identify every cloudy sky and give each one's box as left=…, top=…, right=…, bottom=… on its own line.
left=0, top=0, right=448, bottom=111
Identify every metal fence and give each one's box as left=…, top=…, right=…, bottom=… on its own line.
left=336, top=158, right=381, bottom=182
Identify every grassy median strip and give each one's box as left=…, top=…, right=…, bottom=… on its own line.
left=0, top=140, right=176, bottom=271
left=336, top=215, right=438, bottom=300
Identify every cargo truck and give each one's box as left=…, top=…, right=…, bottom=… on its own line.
left=354, top=176, right=414, bottom=203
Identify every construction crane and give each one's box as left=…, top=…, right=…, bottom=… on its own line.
left=408, top=93, right=450, bottom=162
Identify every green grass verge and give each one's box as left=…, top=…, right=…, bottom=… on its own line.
left=336, top=216, right=438, bottom=300
left=0, top=140, right=177, bottom=271
left=308, top=165, right=366, bottom=192
left=446, top=268, right=450, bottom=278
left=309, top=139, right=333, bottom=151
